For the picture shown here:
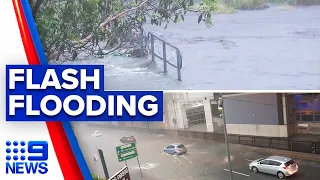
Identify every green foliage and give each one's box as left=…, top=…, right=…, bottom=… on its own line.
left=92, top=173, right=99, bottom=180
left=31, top=0, right=217, bottom=60
left=92, top=173, right=106, bottom=180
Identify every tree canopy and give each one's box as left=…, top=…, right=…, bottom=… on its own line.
left=28, top=0, right=216, bottom=62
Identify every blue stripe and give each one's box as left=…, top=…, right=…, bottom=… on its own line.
left=20, top=0, right=48, bottom=65
left=20, top=1, right=92, bottom=179
left=62, top=122, right=93, bottom=180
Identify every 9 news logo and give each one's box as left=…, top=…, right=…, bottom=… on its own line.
left=5, top=140, right=48, bottom=174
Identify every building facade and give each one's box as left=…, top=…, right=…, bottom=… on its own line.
left=163, top=92, right=320, bottom=138
left=103, top=92, right=320, bottom=138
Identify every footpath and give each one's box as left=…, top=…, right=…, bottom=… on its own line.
left=242, top=145, right=320, bottom=162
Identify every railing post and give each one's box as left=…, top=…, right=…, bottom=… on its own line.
left=140, top=27, right=144, bottom=58
left=177, top=50, right=182, bottom=81
left=163, top=42, right=167, bottom=73
left=151, top=34, right=155, bottom=62
left=312, top=142, right=316, bottom=154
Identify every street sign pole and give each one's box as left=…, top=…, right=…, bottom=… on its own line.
left=124, top=161, right=130, bottom=175
left=98, top=149, right=110, bottom=179
left=136, top=156, right=143, bottom=177
left=219, top=95, right=234, bottom=180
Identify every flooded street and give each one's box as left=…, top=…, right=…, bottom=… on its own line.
left=63, top=5, right=320, bottom=90
left=73, top=124, right=320, bottom=180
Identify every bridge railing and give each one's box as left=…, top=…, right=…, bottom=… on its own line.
left=148, top=32, right=183, bottom=81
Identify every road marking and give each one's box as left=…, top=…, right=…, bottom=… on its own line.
left=223, top=169, right=250, bottom=177
left=133, top=163, right=159, bottom=170
left=181, top=155, right=193, bottom=164
left=173, top=155, right=182, bottom=163
left=245, top=159, right=253, bottom=162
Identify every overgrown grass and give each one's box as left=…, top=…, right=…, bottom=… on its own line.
left=227, top=0, right=269, bottom=10
left=190, top=0, right=269, bottom=14
left=189, top=0, right=320, bottom=15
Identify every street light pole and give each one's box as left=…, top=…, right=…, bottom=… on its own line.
left=218, top=95, right=234, bottom=180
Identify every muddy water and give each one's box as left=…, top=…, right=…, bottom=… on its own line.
left=61, top=5, right=320, bottom=90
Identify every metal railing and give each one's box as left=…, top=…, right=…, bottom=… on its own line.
left=148, top=32, right=183, bottom=81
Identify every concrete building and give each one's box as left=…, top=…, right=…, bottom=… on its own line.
left=162, top=92, right=236, bottom=133
left=100, top=92, right=319, bottom=139
left=223, top=93, right=320, bottom=137
left=163, top=92, right=320, bottom=138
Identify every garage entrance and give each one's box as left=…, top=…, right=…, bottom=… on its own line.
left=186, top=106, right=206, bottom=131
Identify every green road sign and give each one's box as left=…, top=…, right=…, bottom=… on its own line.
left=116, top=143, right=138, bottom=162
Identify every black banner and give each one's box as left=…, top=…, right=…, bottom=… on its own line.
left=109, top=166, right=131, bottom=180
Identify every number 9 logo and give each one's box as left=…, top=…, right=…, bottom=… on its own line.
left=28, top=141, right=48, bottom=161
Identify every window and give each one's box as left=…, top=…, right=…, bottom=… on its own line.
left=260, top=160, right=270, bottom=165
left=301, top=115, right=313, bottom=121
left=269, top=161, right=281, bottom=166
left=300, top=102, right=307, bottom=109
left=211, top=104, right=221, bottom=117
left=167, top=145, right=174, bottom=148
left=285, top=160, right=295, bottom=166
left=177, top=144, right=185, bottom=148
left=293, top=94, right=320, bottom=122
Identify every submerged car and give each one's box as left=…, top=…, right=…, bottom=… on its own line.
left=249, top=156, right=298, bottom=179
left=91, top=131, right=102, bottom=137
left=163, top=143, right=187, bottom=155
left=120, top=136, right=136, bottom=144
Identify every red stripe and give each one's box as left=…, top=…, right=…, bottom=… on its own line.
left=46, top=122, right=84, bottom=180
left=12, top=0, right=38, bottom=64
left=11, top=1, right=84, bottom=179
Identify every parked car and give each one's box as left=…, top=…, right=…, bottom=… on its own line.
left=120, top=136, right=136, bottom=144
left=249, top=156, right=298, bottom=179
left=163, top=143, right=187, bottom=155
left=91, top=131, right=102, bottom=137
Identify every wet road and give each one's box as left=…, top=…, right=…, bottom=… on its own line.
left=61, top=5, right=320, bottom=90
left=73, top=123, right=320, bottom=180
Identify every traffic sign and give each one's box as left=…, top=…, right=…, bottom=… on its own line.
left=116, top=142, right=138, bottom=162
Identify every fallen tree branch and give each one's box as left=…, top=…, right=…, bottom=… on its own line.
left=71, top=0, right=149, bottom=45
left=48, top=0, right=149, bottom=61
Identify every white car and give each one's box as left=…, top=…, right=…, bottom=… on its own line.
left=91, top=131, right=102, bottom=137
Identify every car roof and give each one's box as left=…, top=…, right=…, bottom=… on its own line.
left=170, top=143, right=183, bottom=146
left=266, top=156, right=291, bottom=162
left=93, top=131, right=101, bottom=133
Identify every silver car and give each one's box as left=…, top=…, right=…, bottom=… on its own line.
left=163, top=143, right=187, bottom=155
left=249, top=156, right=298, bottom=179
